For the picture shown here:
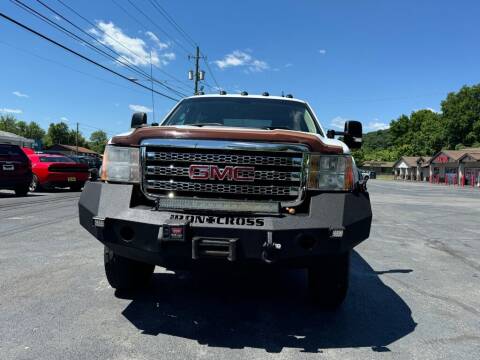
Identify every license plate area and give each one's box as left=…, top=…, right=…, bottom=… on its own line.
left=67, top=177, right=76, bottom=182
left=161, top=219, right=190, bottom=242
left=2, top=164, right=14, bottom=171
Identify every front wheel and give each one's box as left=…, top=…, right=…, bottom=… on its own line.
left=308, top=251, right=350, bottom=308
left=104, top=246, right=154, bottom=291
left=29, top=174, right=40, bottom=192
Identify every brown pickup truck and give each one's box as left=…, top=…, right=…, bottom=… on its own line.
left=79, top=94, right=372, bottom=308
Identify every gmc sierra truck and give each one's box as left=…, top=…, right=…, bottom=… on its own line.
left=79, top=94, right=372, bottom=307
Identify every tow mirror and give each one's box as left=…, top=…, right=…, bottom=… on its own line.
left=131, top=112, right=147, bottom=128
left=326, top=120, right=363, bottom=149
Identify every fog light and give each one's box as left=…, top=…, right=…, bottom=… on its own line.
left=330, top=228, right=344, bottom=238
left=93, top=217, right=105, bottom=228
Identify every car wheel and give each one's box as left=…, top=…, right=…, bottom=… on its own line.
left=364, top=175, right=369, bottom=181
left=29, top=175, right=40, bottom=192
left=104, top=246, right=154, bottom=291
left=308, top=251, right=350, bottom=309
left=14, top=184, right=30, bottom=196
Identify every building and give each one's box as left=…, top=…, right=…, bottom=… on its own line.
left=361, top=161, right=394, bottom=175
left=47, top=144, right=99, bottom=157
left=429, top=148, right=480, bottom=185
left=393, top=156, right=430, bottom=181
left=0, top=130, right=34, bottom=147
left=394, top=148, right=480, bottom=186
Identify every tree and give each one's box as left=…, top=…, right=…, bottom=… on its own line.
left=0, top=115, right=19, bottom=133
left=442, top=84, right=480, bottom=147
left=89, top=130, right=108, bottom=154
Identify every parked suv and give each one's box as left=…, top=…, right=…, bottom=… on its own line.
left=0, top=144, right=32, bottom=196
left=79, top=94, right=372, bottom=308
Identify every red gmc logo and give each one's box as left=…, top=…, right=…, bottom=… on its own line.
left=188, top=165, right=255, bottom=182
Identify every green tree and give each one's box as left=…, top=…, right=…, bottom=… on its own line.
left=44, top=122, right=71, bottom=146
left=88, top=130, right=108, bottom=154
left=0, top=115, right=19, bottom=133
left=442, top=84, right=480, bottom=147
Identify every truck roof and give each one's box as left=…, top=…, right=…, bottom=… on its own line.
left=183, top=93, right=307, bottom=104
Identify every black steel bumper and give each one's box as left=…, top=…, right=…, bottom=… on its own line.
left=78, top=182, right=372, bottom=268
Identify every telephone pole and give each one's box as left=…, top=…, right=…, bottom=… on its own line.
left=188, top=46, right=205, bottom=95
left=150, top=51, right=155, bottom=123
left=76, top=122, right=79, bottom=156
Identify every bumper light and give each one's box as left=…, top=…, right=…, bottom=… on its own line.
left=101, top=145, right=140, bottom=183
left=308, top=155, right=354, bottom=191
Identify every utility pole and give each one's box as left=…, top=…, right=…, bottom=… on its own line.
left=150, top=51, right=155, bottom=123
left=76, top=122, right=79, bottom=156
left=188, top=46, right=205, bottom=95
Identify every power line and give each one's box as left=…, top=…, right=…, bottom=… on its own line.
left=107, top=0, right=194, bottom=92
left=0, top=40, right=147, bottom=95
left=13, top=0, right=188, bottom=98
left=54, top=0, right=190, bottom=94
left=0, top=11, right=180, bottom=101
left=124, top=0, right=192, bottom=56
left=146, top=0, right=223, bottom=92
left=148, top=0, right=197, bottom=48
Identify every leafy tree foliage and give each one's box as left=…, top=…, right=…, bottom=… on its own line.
left=355, top=84, right=480, bottom=164
left=0, top=115, right=45, bottom=140
left=88, top=130, right=108, bottom=154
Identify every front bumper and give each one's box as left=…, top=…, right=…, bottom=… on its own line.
left=78, top=182, right=372, bottom=267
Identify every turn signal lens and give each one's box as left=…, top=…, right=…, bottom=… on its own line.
left=101, top=145, right=140, bottom=183
left=308, top=155, right=354, bottom=191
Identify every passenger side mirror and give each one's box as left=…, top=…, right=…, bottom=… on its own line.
left=326, top=120, right=363, bottom=149
left=131, top=112, right=147, bottom=128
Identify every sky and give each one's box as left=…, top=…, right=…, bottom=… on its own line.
left=0, top=0, right=479, bottom=138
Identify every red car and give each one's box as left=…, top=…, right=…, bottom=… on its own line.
left=25, top=151, right=89, bottom=192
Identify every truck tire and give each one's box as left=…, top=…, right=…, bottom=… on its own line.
left=104, top=246, right=154, bottom=290
left=308, top=251, right=350, bottom=308
left=14, top=184, right=30, bottom=196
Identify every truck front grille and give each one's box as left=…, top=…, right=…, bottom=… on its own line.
left=142, top=146, right=306, bottom=203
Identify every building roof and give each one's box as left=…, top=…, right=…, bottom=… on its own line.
left=49, top=144, right=98, bottom=154
left=362, top=161, right=395, bottom=168
left=0, top=130, right=34, bottom=144
left=429, top=148, right=480, bottom=164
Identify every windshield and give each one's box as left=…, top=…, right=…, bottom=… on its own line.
left=163, top=97, right=322, bottom=135
left=39, top=156, right=75, bottom=163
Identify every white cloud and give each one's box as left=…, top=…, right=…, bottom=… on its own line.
left=60, top=116, right=69, bottom=122
left=13, top=91, right=29, bottom=98
left=89, top=22, right=175, bottom=67
left=53, top=15, right=61, bottom=21
left=215, top=50, right=269, bottom=72
left=367, top=120, right=389, bottom=131
left=330, top=116, right=347, bottom=129
left=284, top=63, right=293, bottom=68
left=318, top=49, right=327, bottom=55
left=145, top=31, right=168, bottom=50
left=0, top=108, right=22, bottom=114
left=129, top=104, right=152, bottom=113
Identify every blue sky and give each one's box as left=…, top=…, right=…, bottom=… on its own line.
left=1, top=0, right=479, bottom=138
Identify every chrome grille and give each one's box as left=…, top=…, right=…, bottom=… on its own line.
left=141, top=141, right=307, bottom=204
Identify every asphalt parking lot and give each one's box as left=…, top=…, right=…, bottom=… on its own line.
left=1, top=181, right=479, bottom=359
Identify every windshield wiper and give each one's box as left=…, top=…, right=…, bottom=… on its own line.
left=187, top=123, right=224, bottom=127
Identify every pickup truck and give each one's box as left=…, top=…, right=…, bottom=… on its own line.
left=79, top=94, right=372, bottom=308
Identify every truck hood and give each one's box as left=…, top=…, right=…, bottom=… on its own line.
left=110, top=126, right=344, bottom=154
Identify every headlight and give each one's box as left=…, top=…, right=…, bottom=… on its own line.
left=307, top=155, right=354, bottom=191
left=100, top=145, right=140, bottom=183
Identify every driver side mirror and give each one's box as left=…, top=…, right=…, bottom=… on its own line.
left=326, top=120, right=363, bottom=149
left=131, top=112, right=147, bottom=128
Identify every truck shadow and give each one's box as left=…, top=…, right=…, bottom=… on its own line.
left=119, top=251, right=416, bottom=353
